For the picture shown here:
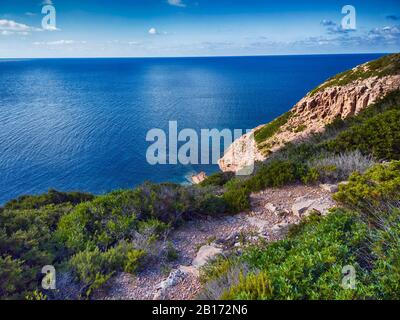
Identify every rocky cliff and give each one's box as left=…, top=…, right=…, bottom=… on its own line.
left=219, top=54, right=400, bottom=172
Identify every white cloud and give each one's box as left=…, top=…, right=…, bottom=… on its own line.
left=42, top=0, right=53, bottom=5
left=167, top=0, right=186, bottom=7
left=0, top=19, right=46, bottom=35
left=148, top=27, right=158, bottom=35
left=0, top=19, right=31, bottom=32
left=33, top=40, right=87, bottom=46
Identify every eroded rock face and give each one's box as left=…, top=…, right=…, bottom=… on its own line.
left=218, top=127, right=265, bottom=173
left=219, top=74, right=400, bottom=173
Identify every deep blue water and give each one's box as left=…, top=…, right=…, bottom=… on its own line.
left=0, top=54, right=383, bottom=204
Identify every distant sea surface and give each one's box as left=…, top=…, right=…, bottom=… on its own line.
left=0, top=54, right=383, bottom=204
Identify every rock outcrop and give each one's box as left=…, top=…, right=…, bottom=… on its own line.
left=191, top=172, right=207, bottom=184
left=219, top=71, right=400, bottom=173
left=218, top=126, right=265, bottom=173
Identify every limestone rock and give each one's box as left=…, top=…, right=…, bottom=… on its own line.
left=292, top=198, right=316, bottom=216
left=192, top=245, right=223, bottom=268
left=292, top=196, right=335, bottom=217
left=191, top=172, right=207, bottom=184
left=320, top=184, right=339, bottom=193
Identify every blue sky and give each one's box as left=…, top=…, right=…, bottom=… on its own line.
left=0, top=0, right=399, bottom=57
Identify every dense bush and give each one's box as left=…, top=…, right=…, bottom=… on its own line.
left=334, top=161, right=400, bottom=210
left=200, top=172, right=234, bottom=187
left=69, top=242, right=146, bottom=296
left=0, top=203, right=73, bottom=298
left=0, top=256, right=24, bottom=299
left=3, top=189, right=94, bottom=210
left=327, top=109, right=400, bottom=160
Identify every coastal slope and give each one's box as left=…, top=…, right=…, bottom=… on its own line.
left=219, top=54, right=400, bottom=172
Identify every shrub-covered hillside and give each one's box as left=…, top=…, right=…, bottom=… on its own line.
left=198, top=90, right=400, bottom=300
left=0, top=184, right=228, bottom=299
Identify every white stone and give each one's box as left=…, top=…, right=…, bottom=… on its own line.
left=292, top=198, right=316, bottom=216
left=319, top=184, right=339, bottom=193
left=192, top=245, right=223, bottom=268
left=265, top=203, right=277, bottom=213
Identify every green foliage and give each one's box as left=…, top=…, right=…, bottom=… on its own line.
left=199, top=172, right=234, bottom=187
left=0, top=203, right=73, bottom=299
left=334, top=161, right=400, bottom=210
left=327, top=109, right=400, bottom=160
left=0, top=255, right=24, bottom=299
left=223, top=182, right=250, bottom=213
left=221, top=272, right=272, bottom=300
left=254, top=111, right=292, bottom=145
left=69, top=242, right=146, bottom=296
left=246, top=160, right=305, bottom=190
left=220, top=210, right=370, bottom=300
left=3, top=189, right=94, bottom=210
left=56, top=190, right=139, bottom=252
left=165, top=241, right=179, bottom=262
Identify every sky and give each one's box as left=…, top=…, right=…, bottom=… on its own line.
left=0, top=0, right=399, bottom=58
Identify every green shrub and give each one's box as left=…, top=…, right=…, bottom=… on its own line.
left=223, top=184, right=250, bottom=213
left=3, top=189, right=94, bottom=210
left=246, top=160, right=306, bottom=191
left=327, top=109, right=400, bottom=160
left=0, top=203, right=73, bottom=299
left=334, top=161, right=400, bottom=210
left=254, top=111, right=292, bottom=145
left=69, top=242, right=146, bottom=296
left=221, top=272, right=272, bottom=300
left=200, top=172, right=234, bottom=187
left=212, top=209, right=370, bottom=299
left=56, top=190, right=139, bottom=252
left=0, top=255, right=24, bottom=299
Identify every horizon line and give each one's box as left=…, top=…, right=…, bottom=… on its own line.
left=0, top=52, right=394, bottom=60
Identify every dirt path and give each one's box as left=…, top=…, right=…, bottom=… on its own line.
left=94, top=183, right=336, bottom=300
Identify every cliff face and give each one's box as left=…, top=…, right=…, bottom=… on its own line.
left=219, top=55, right=400, bottom=173
left=218, top=126, right=265, bottom=173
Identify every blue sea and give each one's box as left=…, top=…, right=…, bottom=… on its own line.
left=0, top=54, right=383, bottom=204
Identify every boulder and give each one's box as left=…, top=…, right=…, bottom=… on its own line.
left=191, top=172, right=207, bottom=184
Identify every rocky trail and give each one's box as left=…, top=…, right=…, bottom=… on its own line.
left=94, top=183, right=337, bottom=300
